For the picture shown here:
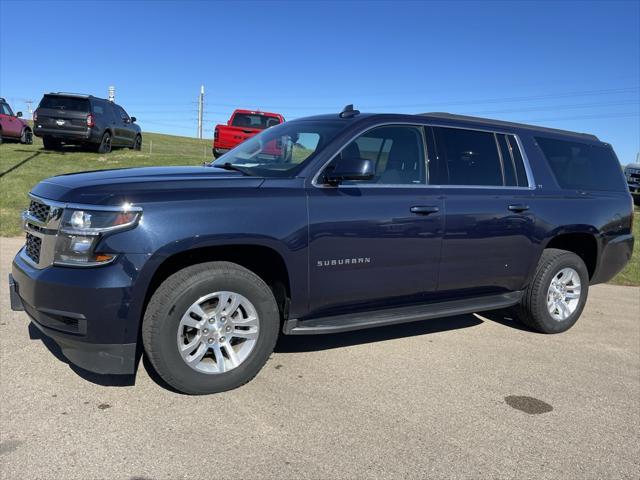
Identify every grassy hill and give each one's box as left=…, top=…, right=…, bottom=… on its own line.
left=0, top=132, right=211, bottom=236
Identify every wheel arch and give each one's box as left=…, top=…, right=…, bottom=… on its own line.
left=140, top=243, right=293, bottom=325
left=542, top=228, right=599, bottom=279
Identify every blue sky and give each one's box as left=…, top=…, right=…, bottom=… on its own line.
left=1, top=0, right=638, bottom=163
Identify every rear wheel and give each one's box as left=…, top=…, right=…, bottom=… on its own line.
left=97, top=132, right=112, bottom=153
left=516, top=248, right=589, bottom=333
left=42, top=136, right=61, bottom=150
left=142, top=261, right=280, bottom=395
left=20, top=128, right=33, bottom=145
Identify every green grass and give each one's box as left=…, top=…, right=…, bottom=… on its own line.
left=1, top=135, right=638, bottom=286
left=0, top=132, right=211, bottom=236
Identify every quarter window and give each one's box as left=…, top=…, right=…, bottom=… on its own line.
left=434, top=127, right=503, bottom=186
left=535, top=136, right=625, bottom=192
left=331, top=125, right=426, bottom=185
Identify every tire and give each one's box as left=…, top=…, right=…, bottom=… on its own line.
left=131, top=134, right=142, bottom=150
left=97, top=132, right=112, bottom=153
left=42, top=137, right=61, bottom=150
left=212, top=148, right=222, bottom=159
left=0, top=132, right=3, bottom=145
left=20, top=128, right=33, bottom=145
left=142, top=261, right=280, bottom=395
left=516, top=248, right=589, bottom=334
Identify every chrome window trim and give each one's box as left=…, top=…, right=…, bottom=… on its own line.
left=311, top=121, right=536, bottom=190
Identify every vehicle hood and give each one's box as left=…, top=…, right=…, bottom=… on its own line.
left=31, top=166, right=265, bottom=206
left=625, top=163, right=640, bottom=170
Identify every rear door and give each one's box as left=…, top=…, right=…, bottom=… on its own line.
left=432, top=126, right=537, bottom=294
left=307, top=124, right=444, bottom=316
left=35, top=95, right=90, bottom=136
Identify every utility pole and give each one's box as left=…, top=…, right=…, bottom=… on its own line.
left=197, top=85, right=204, bottom=139
left=24, top=100, right=34, bottom=119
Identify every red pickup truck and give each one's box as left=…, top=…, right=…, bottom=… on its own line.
left=213, top=109, right=284, bottom=158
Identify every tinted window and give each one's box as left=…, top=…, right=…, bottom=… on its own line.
left=332, top=125, right=426, bottom=185
left=434, top=127, right=503, bottom=186
left=535, top=136, right=625, bottom=192
left=39, top=95, right=89, bottom=112
left=232, top=113, right=281, bottom=130
left=115, top=105, right=130, bottom=122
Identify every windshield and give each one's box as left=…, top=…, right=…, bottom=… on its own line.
left=231, top=113, right=281, bottom=130
left=211, top=121, right=343, bottom=177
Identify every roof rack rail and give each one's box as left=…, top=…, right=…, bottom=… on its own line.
left=419, top=112, right=598, bottom=141
left=50, top=92, right=91, bottom=98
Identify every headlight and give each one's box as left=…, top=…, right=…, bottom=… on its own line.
left=54, top=207, right=141, bottom=266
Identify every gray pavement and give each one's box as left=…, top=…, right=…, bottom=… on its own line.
left=1, top=236, right=639, bottom=479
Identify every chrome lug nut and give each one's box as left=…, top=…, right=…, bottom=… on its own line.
left=220, top=336, right=226, bottom=343
left=203, top=328, right=209, bottom=334
left=220, top=317, right=226, bottom=323
left=225, top=326, right=231, bottom=332
left=207, top=338, right=214, bottom=344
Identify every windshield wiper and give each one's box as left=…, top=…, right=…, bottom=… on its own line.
left=211, top=162, right=254, bottom=176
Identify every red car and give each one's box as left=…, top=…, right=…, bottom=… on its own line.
left=213, top=109, right=284, bottom=158
left=0, top=98, right=32, bottom=144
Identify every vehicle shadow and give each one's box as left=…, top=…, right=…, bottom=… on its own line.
left=27, top=323, right=136, bottom=387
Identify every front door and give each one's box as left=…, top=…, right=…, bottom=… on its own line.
left=307, top=124, right=444, bottom=316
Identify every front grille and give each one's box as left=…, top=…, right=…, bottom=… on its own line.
left=25, top=233, right=42, bottom=263
left=29, top=200, right=51, bottom=223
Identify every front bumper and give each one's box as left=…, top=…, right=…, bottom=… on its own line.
left=10, top=249, right=149, bottom=375
left=627, top=183, right=640, bottom=195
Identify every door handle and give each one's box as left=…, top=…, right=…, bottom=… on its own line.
left=410, top=205, right=439, bottom=215
left=508, top=204, right=530, bottom=213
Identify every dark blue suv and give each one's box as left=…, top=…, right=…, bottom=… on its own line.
left=9, top=106, right=634, bottom=394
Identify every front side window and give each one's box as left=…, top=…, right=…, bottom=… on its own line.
left=116, top=105, right=130, bottom=122
left=1, top=102, right=14, bottom=116
left=433, top=127, right=503, bottom=186
left=211, top=120, right=342, bottom=177
left=327, top=125, right=426, bottom=185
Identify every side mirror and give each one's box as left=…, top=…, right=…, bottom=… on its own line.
left=130, top=117, right=136, bottom=123
left=16, top=111, right=22, bottom=118
left=324, top=157, right=375, bottom=185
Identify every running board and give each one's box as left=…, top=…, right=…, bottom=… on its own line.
left=283, top=291, right=523, bottom=335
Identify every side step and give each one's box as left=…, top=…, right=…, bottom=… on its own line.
left=283, top=291, right=523, bottom=335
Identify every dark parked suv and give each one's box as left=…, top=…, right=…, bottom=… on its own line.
left=33, top=93, right=142, bottom=153
left=10, top=106, right=634, bottom=394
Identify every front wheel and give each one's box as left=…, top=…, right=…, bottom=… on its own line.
left=131, top=134, right=142, bottom=150
left=142, top=262, right=280, bottom=394
left=516, top=248, right=589, bottom=333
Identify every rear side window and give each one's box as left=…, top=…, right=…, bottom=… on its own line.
left=39, top=96, right=89, bottom=112
left=433, top=127, right=503, bottom=186
left=535, top=137, right=625, bottom=192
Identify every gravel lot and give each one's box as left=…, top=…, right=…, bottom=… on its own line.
left=1, top=236, right=639, bottom=479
